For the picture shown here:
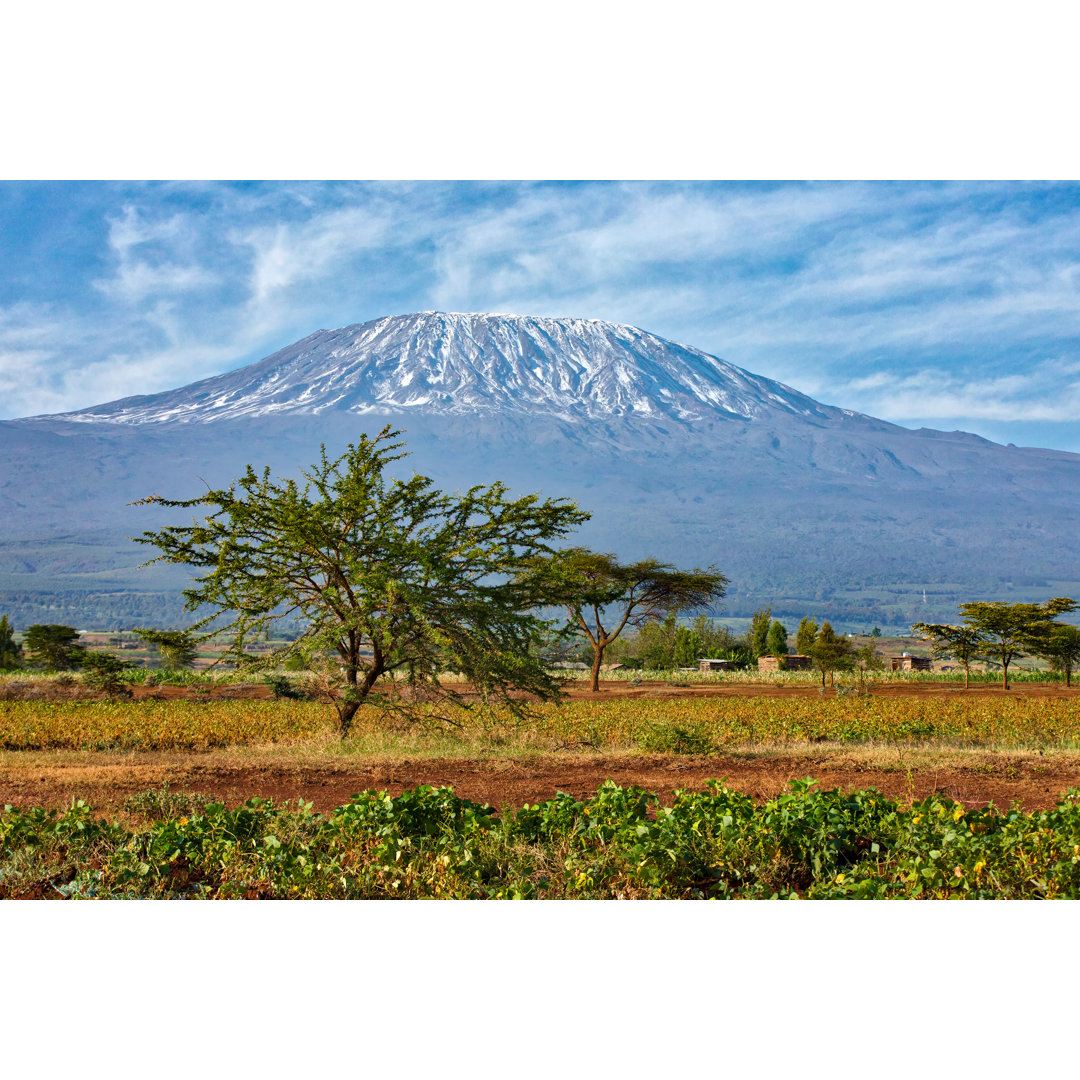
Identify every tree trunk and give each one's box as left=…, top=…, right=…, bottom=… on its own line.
left=1002, top=660, right=1009, bottom=690
left=964, top=663, right=970, bottom=690
left=590, top=645, right=604, bottom=692
left=339, top=698, right=362, bottom=737
left=338, top=661, right=382, bottom=738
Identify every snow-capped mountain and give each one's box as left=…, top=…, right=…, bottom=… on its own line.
left=52, top=312, right=843, bottom=426
left=4, top=311, right=1080, bottom=630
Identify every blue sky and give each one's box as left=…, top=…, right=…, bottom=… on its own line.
left=3, top=179, right=1080, bottom=451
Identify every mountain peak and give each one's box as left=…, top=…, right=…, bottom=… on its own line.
left=47, top=311, right=838, bottom=426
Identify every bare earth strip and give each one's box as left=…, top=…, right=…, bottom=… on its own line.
left=3, top=681, right=1080, bottom=816
left=3, top=748, right=1080, bottom=817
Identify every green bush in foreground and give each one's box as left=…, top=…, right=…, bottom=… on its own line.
left=5, top=781, right=1080, bottom=899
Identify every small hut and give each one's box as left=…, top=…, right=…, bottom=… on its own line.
left=758, top=654, right=812, bottom=671
left=890, top=655, right=931, bottom=671
left=699, top=658, right=737, bottom=672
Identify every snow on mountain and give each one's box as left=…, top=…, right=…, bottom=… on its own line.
left=52, top=312, right=845, bottom=426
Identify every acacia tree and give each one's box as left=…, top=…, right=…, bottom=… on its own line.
left=528, top=548, right=728, bottom=691
left=134, top=427, right=589, bottom=735
left=958, top=598, right=1077, bottom=689
left=911, top=622, right=985, bottom=689
left=1026, top=623, right=1080, bottom=687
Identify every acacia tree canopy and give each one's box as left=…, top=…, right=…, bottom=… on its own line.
left=806, top=620, right=854, bottom=688
left=528, top=548, right=728, bottom=691
left=957, top=598, right=1077, bottom=689
left=1025, top=622, right=1080, bottom=688
left=134, top=427, right=590, bottom=734
left=911, top=622, right=985, bottom=689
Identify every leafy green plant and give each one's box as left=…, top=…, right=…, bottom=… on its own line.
left=122, top=787, right=217, bottom=820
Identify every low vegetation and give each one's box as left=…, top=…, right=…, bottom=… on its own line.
left=3, top=694, right=1080, bottom=753
left=7, top=780, right=1080, bottom=899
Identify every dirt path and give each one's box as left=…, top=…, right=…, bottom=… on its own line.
left=3, top=750, right=1078, bottom=816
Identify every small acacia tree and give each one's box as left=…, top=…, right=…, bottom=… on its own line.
left=81, top=651, right=132, bottom=697
left=958, top=598, right=1077, bottom=689
left=134, top=427, right=589, bottom=735
left=526, top=548, right=728, bottom=691
left=911, top=622, right=985, bottom=689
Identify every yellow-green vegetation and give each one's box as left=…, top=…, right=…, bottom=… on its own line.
left=4, top=694, right=1080, bottom=752
left=0, top=700, right=331, bottom=750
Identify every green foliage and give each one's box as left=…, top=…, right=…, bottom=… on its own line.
left=80, top=651, right=131, bottom=697
left=123, top=787, right=217, bottom=821
left=134, top=427, right=589, bottom=734
left=528, top=547, right=728, bottom=689
left=750, top=607, right=772, bottom=659
left=957, top=597, right=1078, bottom=689
left=1025, top=623, right=1080, bottom=688
left=806, top=620, right=854, bottom=687
left=263, top=674, right=311, bottom=701
left=766, top=620, right=788, bottom=659
left=8, top=781, right=1080, bottom=898
left=795, top=616, right=819, bottom=656
left=0, top=616, right=22, bottom=671
left=24, top=624, right=84, bottom=671
left=134, top=628, right=198, bottom=670
left=911, top=621, right=985, bottom=688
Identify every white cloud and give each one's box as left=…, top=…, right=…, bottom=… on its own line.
left=233, top=203, right=396, bottom=306
left=93, top=205, right=220, bottom=303
left=829, top=356, right=1080, bottom=425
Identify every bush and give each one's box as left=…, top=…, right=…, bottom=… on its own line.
left=80, top=652, right=132, bottom=697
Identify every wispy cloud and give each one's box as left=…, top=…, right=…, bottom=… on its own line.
left=832, top=356, right=1080, bottom=425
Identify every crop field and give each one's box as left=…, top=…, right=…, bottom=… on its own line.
left=6, top=677, right=1080, bottom=898
left=4, top=693, right=1080, bottom=752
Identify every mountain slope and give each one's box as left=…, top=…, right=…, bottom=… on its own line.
left=4, top=312, right=1080, bottom=630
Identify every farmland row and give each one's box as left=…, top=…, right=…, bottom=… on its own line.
left=5, top=695, right=1080, bottom=751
